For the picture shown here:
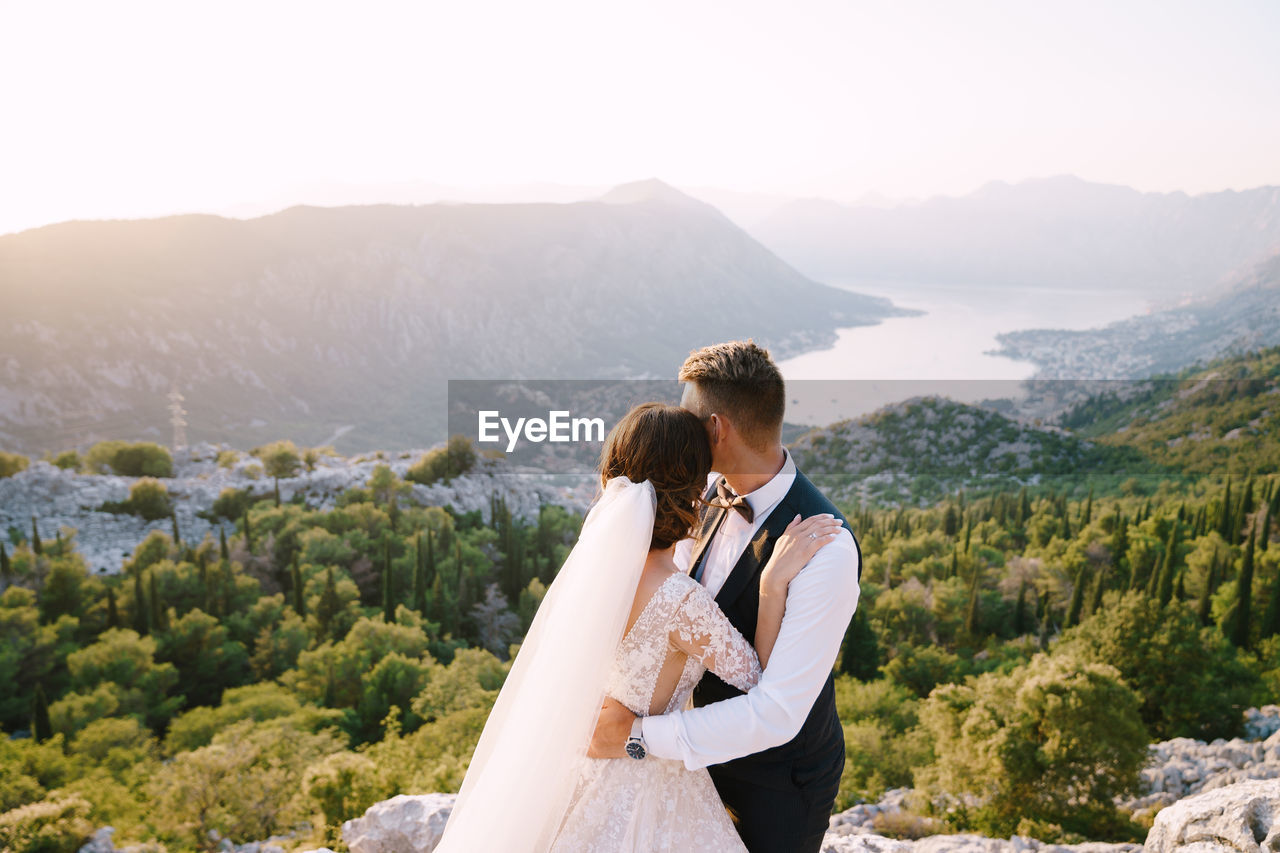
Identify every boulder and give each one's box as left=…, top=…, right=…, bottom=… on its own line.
left=342, top=794, right=457, bottom=853
left=1144, top=778, right=1280, bottom=852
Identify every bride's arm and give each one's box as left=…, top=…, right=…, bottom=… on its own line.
left=668, top=514, right=843, bottom=686
left=754, top=514, right=844, bottom=668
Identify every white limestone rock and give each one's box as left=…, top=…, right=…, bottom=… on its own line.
left=341, top=793, right=456, bottom=853
left=1144, top=778, right=1280, bottom=852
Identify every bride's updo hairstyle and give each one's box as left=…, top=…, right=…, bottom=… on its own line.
left=599, top=402, right=713, bottom=551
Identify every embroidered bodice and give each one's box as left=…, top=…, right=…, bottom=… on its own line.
left=603, top=572, right=762, bottom=718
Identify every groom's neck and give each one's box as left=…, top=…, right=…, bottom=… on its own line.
left=721, top=444, right=786, bottom=496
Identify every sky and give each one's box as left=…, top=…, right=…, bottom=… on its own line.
left=2, top=0, right=1278, bottom=235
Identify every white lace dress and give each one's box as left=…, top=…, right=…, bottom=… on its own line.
left=548, top=571, right=762, bottom=852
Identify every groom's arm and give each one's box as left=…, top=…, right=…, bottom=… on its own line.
left=640, top=529, right=859, bottom=770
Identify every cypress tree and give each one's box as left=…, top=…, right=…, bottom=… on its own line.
left=1219, top=477, right=1234, bottom=541
left=1261, top=504, right=1272, bottom=553
left=149, top=570, right=166, bottom=632
left=291, top=554, right=305, bottom=617
left=840, top=609, right=880, bottom=681
left=133, top=569, right=148, bottom=635
left=170, top=510, right=181, bottom=547
left=963, top=519, right=972, bottom=554
left=1260, top=575, right=1280, bottom=642
left=1197, top=557, right=1217, bottom=626
left=1111, top=511, right=1128, bottom=568
left=106, top=586, right=120, bottom=629
left=425, top=529, right=437, bottom=587
left=382, top=541, right=395, bottom=623
left=413, top=532, right=427, bottom=615
left=1174, top=567, right=1186, bottom=602
left=1013, top=577, right=1030, bottom=635
left=219, top=525, right=230, bottom=562
left=949, top=547, right=959, bottom=580
left=274, top=479, right=281, bottom=508
left=1230, top=529, right=1257, bottom=648
left=30, top=515, right=42, bottom=556
left=0, top=541, right=9, bottom=581
left=1065, top=567, right=1087, bottom=627
left=317, top=567, right=341, bottom=640
left=1086, top=570, right=1105, bottom=617
left=32, top=683, right=52, bottom=743
left=198, top=557, right=210, bottom=613
left=964, top=569, right=982, bottom=642
left=1081, top=488, right=1094, bottom=527
left=55, top=529, right=63, bottom=555
left=1061, top=506, right=1072, bottom=541
left=1157, top=522, right=1180, bottom=607
left=943, top=505, right=958, bottom=537
left=1019, top=488, right=1031, bottom=524
left=1037, top=591, right=1052, bottom=650
left=242, top=509, right=253, bottom=553
left=221, top=560, right=233, bottom=618
left=1242, top=477, right=1256, bottom=524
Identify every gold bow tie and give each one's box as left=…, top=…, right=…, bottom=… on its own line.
left=712, top=480, right=754, bottom=524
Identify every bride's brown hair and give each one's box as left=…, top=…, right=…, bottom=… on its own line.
left=599, top=402, right=713, bottom=551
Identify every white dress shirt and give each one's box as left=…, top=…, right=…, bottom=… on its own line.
left=644, top=449, right=861, bottom=770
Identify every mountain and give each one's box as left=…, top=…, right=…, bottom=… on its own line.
left=788, top=394, right=1164, bottom=506
left=990, top=251, right=1280, bottom=379
left=751, top=175, right=1280, bottom=301
left=1051, top=342, right=1280, bottom=481
left=0, top=180, right=906, bottom=455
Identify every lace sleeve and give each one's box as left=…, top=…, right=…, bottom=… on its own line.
left=668, top=581, right=762, bottom=692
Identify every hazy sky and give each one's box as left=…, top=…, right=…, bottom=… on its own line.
left=2, top=0, right=1278, bottom=235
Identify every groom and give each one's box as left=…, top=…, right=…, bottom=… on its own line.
left=589, top=340, right=862, bottom=853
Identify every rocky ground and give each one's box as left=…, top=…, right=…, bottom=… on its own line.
left=0, top=442, right=594, bottom=574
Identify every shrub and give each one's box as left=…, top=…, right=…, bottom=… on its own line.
left=100, top=479, right=173, bottom=521
left=1054, top=590, right=1255, bottom=739
left=0, top=794, right=93, bottom=853
left=406, top=435, right=476, bottom=486
left=0, top=451, right=31, bottom=478
left=85, top=441, right=172, bottom=478
left=918, top=652, right=1146, bottom=840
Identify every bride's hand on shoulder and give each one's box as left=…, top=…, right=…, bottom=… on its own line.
left=761, top=514, right=843, bottom=595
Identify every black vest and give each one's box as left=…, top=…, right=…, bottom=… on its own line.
left=689, top=465, right=861, bottom=788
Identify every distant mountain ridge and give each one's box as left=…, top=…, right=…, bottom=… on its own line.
left=0, top=180, right=906, bottom=455
left=990, top=251, right=1280, bottom=379
left=751, top=175, right=1280, bottom=301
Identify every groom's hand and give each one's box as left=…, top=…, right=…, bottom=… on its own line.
left=587, top=697, right=635, bottom=759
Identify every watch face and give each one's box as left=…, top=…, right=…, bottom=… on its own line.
left=625, top=741, right=646, bottom=760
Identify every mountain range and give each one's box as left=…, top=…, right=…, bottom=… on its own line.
left=989, top=251, right=1280, bottom=378
left=750, top=175, right=1280, bottom=303
left=0, top=179, right=904, bottom=455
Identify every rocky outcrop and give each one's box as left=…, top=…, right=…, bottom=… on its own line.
left=1125, top=709, right=1280, bottom=818
left=1143, top=778, right=1280, bottom=852
left=341, top=794, right=456, bottom=853
left=1, top=444, right=587, bottom=573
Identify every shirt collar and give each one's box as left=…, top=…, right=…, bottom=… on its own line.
left=717, top=448, right=796, bottom=523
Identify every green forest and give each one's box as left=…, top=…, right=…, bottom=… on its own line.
left=3, top=346, right=1280, bottom=852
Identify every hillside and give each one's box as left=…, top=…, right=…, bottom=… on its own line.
left=990, top=251, right=1280, bottom=379
left=1054, top=343, right=1280, bottom=480
left=0, top=180, right=906, bottom=455
left=751, top=176, right=1280, bottom=300
left=789, top=395, right=1166, bottom=506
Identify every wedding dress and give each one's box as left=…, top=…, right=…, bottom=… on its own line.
left=548, top=570, right=761, bottom=852
left=435, top=477, right=760, bottom=853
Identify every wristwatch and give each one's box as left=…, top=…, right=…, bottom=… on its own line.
left=625, top=717, right=646, bottom=760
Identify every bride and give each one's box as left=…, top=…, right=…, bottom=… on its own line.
left=435, top=402, right=843, bottom=852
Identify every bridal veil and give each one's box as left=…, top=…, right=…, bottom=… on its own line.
left=435, top=475, right=656, bottom=852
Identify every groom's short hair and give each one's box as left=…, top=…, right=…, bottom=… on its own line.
left=678, top=340, right=785, bottom=452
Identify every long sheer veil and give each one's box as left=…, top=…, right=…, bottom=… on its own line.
left=435, top=475, right=656, bottom=852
